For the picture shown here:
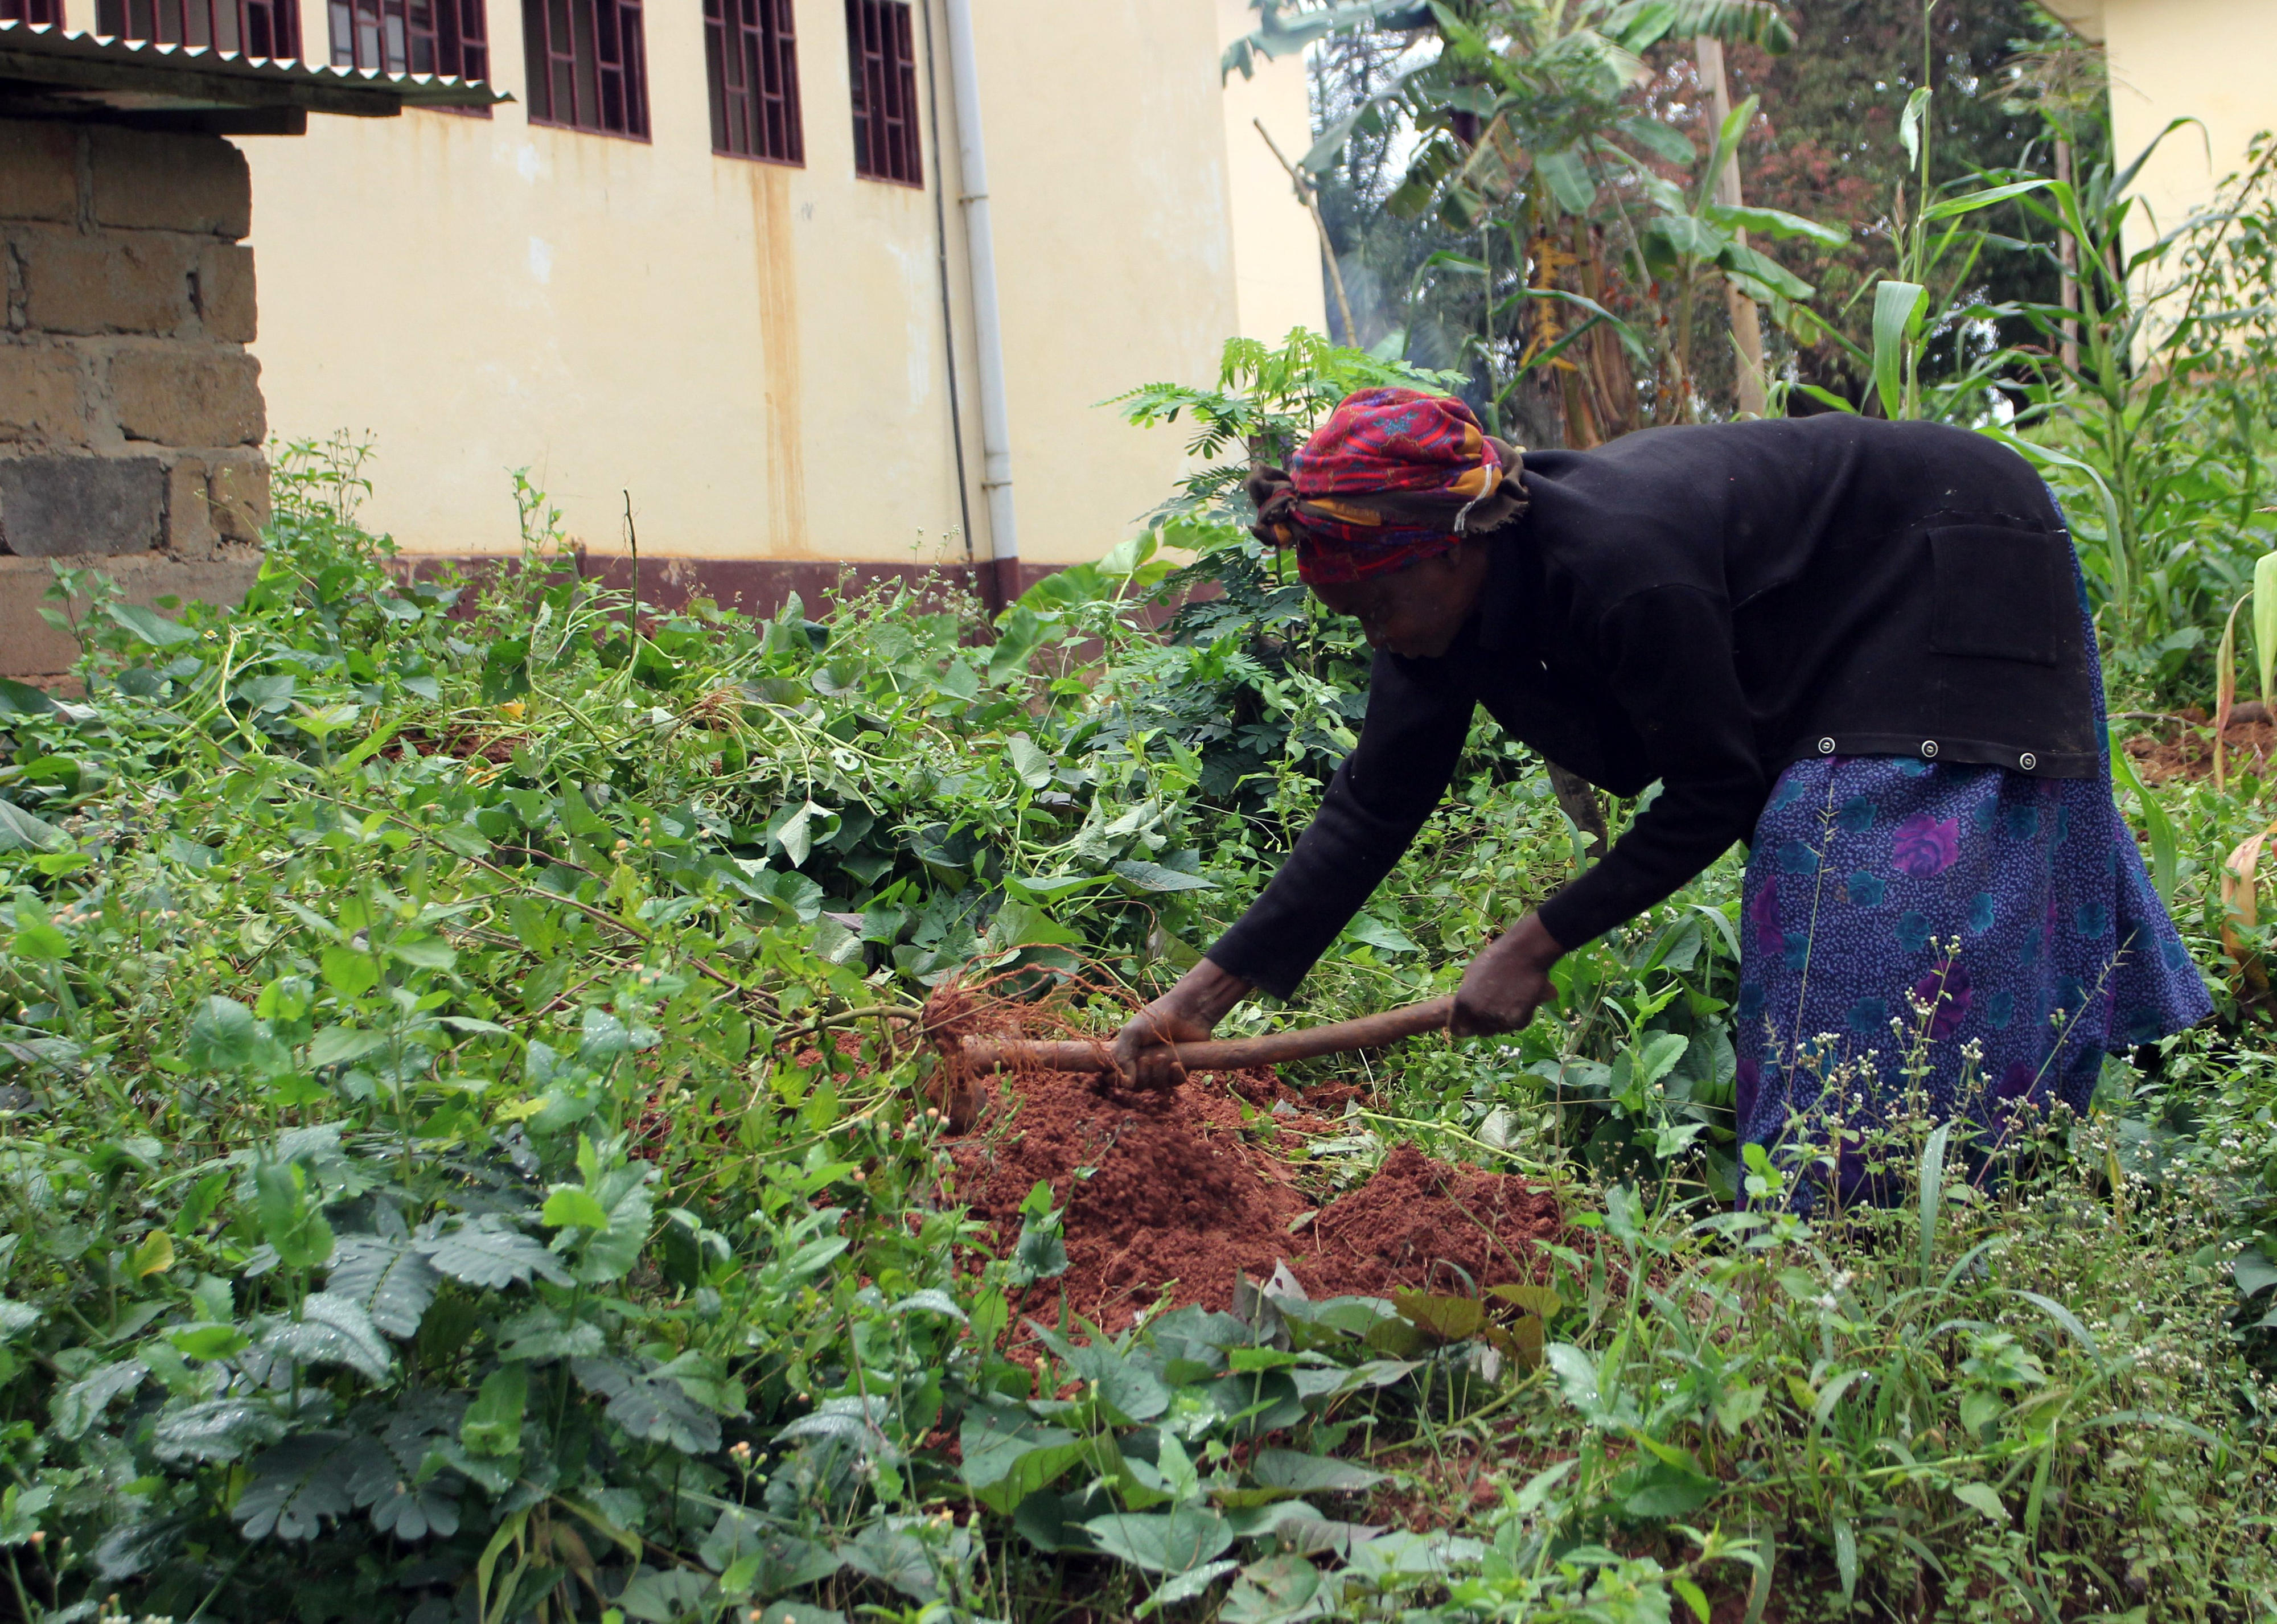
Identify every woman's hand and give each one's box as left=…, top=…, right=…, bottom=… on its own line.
left=1112, top=959, right=1252, bottom=1088
left=1451, top=912, right=1565, bottom=1036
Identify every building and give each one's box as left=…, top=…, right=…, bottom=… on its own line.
left=2045, top=0, right=2277, bottom=253
left=0, top=18, right=495, bottom=677
left=35, top=0, right=1325, bottom=614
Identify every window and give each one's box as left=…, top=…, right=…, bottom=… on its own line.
left=845, top=0, right=918, bottom=185
left=522, top=0, right=648, bottom=138
left=330, top=0, right=487, bottom=80
left=96, top=0, right=301, bottom=58
left=706, top=0, right=800, bottom=162
left=1, top=0, right=62, bottom=26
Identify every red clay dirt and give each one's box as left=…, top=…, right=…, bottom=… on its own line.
left=945, top=1063, right=1564, bottom=1331
left=2123, top=710, right=2277, bottom=784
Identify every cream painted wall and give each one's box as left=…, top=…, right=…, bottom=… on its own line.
left=2045, top=0, right=2277, bottom=262
left=202, top=0, right=1312, bottom=568
left=1218, top=0, right=1327, bottom=345
left=968, top=0, right=1236, bottom=561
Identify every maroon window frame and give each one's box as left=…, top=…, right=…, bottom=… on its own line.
left=845, top=0, right=919, bottom=186
left=0, top=0, right=62, bottom=25
left=330, top=0, right=487, bottom=81
left=522, top=0, right=648, bottom=138
left=96, top=0, right=301, bottom=58
left=706, top=0, right=800, bottom=163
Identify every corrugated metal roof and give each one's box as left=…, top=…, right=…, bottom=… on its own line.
left=0, top=19, right=505, bottom=118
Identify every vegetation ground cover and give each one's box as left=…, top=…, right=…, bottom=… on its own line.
left=15, top=28, right=2277, bottom=1618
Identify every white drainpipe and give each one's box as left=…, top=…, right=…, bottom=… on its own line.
left=941, top=0, right=1017, bottom=594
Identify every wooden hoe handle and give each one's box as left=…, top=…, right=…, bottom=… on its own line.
left=952, top=996, right=1454, bottom=1076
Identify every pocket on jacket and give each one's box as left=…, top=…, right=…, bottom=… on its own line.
left=1926, top=523, right=2064, bottom=666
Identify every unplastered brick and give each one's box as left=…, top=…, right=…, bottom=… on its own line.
left=87, top=127, right=251, bottom=239
left=0, top=454, right=166, bottom=558
left=0, top=342, right=91, bottom=445
left=205, top=450, right=270, bottom=542
left=0, top=123, right=79, bottom=225
left=195, top=241, right=256, bottom=343
left=16, top=226, right=198, bottom=336
left=165, top=455, right=216, bottom=556
left=109, top=346, right=265, bottom=447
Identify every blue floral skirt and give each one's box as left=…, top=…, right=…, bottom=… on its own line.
left=1733, top=754, right=2209, bottom=1206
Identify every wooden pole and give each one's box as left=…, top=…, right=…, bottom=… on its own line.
left=1257, top=118, right=1358, bottom=346
left=1697, top=35, right=1769, bottom=418
left=2056, top=135, right=2080, bottom=375
left=954, top=996, right=1456, bottom=1076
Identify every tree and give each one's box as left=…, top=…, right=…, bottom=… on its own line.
left=1231, top=0, right=1839, bottom=445
left=1686, top=0, right=2087, bottom=406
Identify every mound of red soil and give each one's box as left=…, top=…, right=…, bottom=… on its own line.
left=1303, top=1144, right=1563, bottom=1300
left=947, top=1067, right=1562, bottom=1330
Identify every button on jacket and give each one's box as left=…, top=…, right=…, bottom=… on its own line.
left=1207, top=414, right=2099, bottom=1001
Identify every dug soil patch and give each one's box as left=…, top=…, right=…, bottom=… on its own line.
left=2123, top=710, right=2277, bottom=784
left=946, top=1066, right=1563, bottom=1331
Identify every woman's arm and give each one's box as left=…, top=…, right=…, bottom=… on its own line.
left=1203, top=646, right=1474, bottom=996
left=1113, top=647, right=1473, bottom=1080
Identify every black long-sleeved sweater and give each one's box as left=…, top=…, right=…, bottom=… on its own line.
left=1206, top=414, right=2101, bottom=1000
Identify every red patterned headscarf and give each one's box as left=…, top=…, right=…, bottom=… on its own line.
left=1249, top=388, right=1526, bottom=586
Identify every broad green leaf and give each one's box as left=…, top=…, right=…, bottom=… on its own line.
left=254, top=1158, right=334, bottom=1271
left=1083, top=1507, right=1234, bottom=1575
left=2234, top=1251, right=2277, bottom=1298
left=384, top=932, right=457, bottom=971
left=186, top=996, right=257, bottom=1072
left=1953, top=1482, right=2009, bottom=1524
left=461, top=1362, right=528, bottom=1457
left=987, top=606, right=1049, bottom=685
left=1632, top=1031, right=1690, bottom=1088
left=0, top=801, right=70, bottom=853
left=1113, top=860, right=1218, bottom=894
left=542, top=1187, right=611, bottom=1231
left=307, top=1026, right=386, bottom=1069
left=0, top=679, right=56, bottom=717
left=1249, top=1448, right=1384, bottom=1494
left=1618, top=1458, right=1716, bottom=1518
left=1534, top=145, right=1597, bottom=213
left=1487, top=1284, right=1565, bottom=1319
left=1646, top=212, right=1728, bottom=264
left=130, top=1230, right=174, bottom=1278
left=102, top=602, right=197, bottom=648
left=1703, top=200, right=1848, bottom=246
left=1393, top=1292, right=1485, bottom=1344
left=319, top=945, right=379, bottom=999
left=1222, top=1555, right=1324, bottom=1624
left=1008, top=733, right=1055, bottom=791
left=1344, top=912, right=1417, bottom=953
left=167, top=1323, right=250, bottom=1360
left=1719, top=239, right=1813, bottom=301
left=960, top=1409, right=1091, bottom=1514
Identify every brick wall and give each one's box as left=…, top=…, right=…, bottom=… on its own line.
left=0, top=118, right=271, bottom=678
